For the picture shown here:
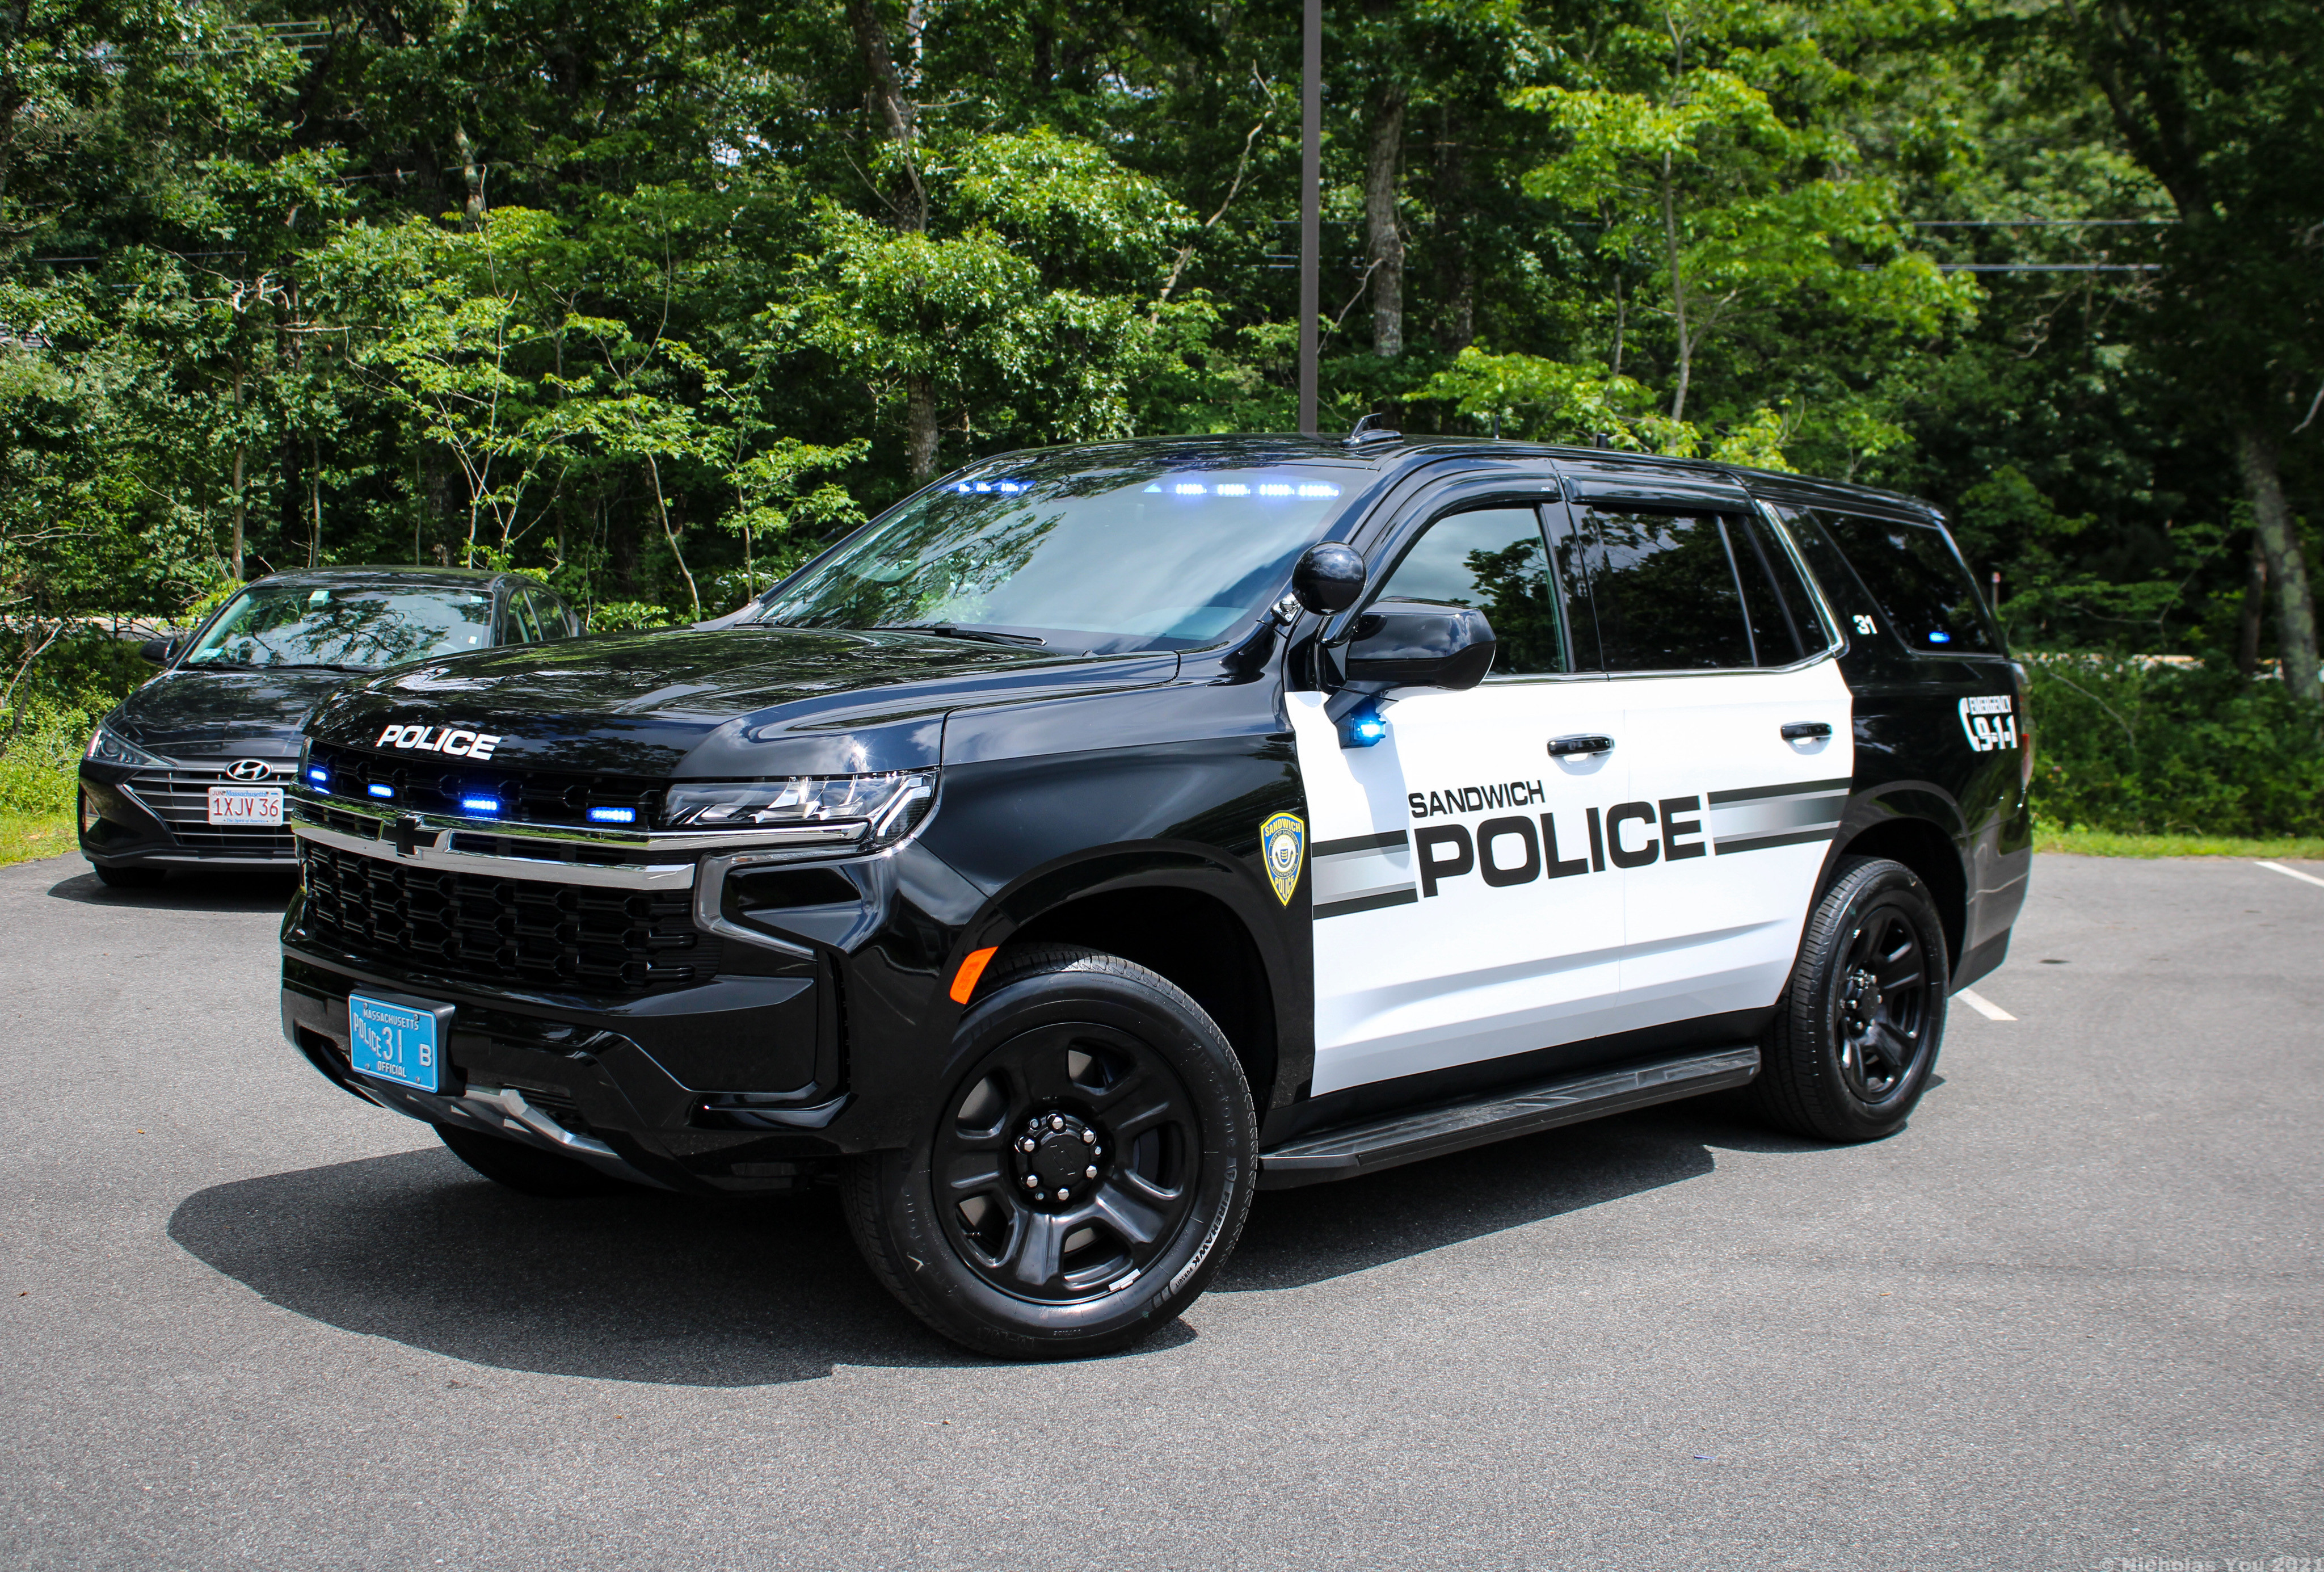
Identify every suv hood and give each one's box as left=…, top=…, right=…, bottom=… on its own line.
left=304, top=625, right=1180, bottom=778
left=111, top=666, right=363, bottom=757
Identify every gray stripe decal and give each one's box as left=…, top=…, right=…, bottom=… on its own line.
left=1706, top=777, right=1851, bottom=806
left=1713, top=827, right=1839, bottom=855
left=1315, top=887, right=1420, bottom=919
left=1313, top=829, right=1411, bottom=859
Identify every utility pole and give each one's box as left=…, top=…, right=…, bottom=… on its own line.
left=1298, top=0, right=1321, bottom=434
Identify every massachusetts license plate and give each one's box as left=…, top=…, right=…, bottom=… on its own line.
left=207, top=786, right=283, bottom=826
left=347, top=993, right=449, bottom=1092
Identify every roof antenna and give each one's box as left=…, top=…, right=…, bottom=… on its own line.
left=1491, top=412, right=1502, bottom=440
left=1592, top=431, right=1611, bottom=449
left=1345, top=411, right=1400, bottom=447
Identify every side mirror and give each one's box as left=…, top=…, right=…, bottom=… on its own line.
left=1291, top=541, right=1366, bottom=615
left=1344, top=602, right=1496, bottom=692
left=138, top=638, right=173, bottom=666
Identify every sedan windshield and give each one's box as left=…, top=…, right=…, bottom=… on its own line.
left=183, top=583, right=495, bottom=670
left=745, top=457, right=1358, bottom=652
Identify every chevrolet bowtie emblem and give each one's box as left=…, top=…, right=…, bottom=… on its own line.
left=395, top=813, right=420, bottom=858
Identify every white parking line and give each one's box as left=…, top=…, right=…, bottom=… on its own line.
left=1955, top=988, right=2016, bottom=1022
left=2256, top=860, right=2324, bottom=890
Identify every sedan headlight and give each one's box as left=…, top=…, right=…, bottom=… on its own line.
left=662, top=770, right=936, bottom=845
left=83, top=724, right=164, bottom=769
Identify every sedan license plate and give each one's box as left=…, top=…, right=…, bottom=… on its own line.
left=207, top=785, right=283, bottom=826
left=347, top=993, right=452, bottom=1093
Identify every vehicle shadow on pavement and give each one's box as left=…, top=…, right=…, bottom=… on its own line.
left=1220, top=1096, right=1828, bottom=1293
left=166, top=1146, right=996, bottom=1386
left=47, top=868, right=298, bottom=913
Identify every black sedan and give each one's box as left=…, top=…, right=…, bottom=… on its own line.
left=78, top=568, right=580, bottom=886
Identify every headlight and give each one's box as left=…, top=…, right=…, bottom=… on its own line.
left=84, top=724, right=164, bottom=769
left=662, top=770, right=936, bottom=844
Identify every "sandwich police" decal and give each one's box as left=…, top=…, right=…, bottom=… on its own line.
left=1309, top=776, right=1849, bottom=919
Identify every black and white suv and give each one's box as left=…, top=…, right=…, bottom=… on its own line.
left=276, top=434, right=2029, bottom=1359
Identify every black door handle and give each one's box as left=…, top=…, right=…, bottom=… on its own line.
left=1781, top=721, right=1833, bottom=740
left=1548, top=734, right=1616, bottom=757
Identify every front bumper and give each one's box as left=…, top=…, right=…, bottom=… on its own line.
left=78, top=759, right=300, bottom=869
left=277, top=789, right=915, bottom=1194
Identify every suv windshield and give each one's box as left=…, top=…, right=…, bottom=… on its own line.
left=183, top=583, right=496, bottom=670
left=745, top=457, right=1357, bottom=652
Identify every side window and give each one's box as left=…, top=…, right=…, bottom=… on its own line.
left=1374, top=505, right=1569, bottom=675
left=505, top=591, right=542, bottom=645
left=526, top=587, right=569, bottom=638
left=1731, top=512, right=1819, bottom=666
left=1812, top=511, right=1998, bottom=654
left=1582, top=508, right=1756, bottom=671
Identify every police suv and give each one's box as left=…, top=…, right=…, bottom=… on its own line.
left=279, top=432, right=2030, bottom=1358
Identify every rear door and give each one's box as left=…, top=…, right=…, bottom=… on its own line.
left=1563, top=490, right=1854, bottom=1033
left=1291, top=485, right=1628, bottom=1098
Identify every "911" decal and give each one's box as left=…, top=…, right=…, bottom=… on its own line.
left=1958, top=695, right=2019, bottom=753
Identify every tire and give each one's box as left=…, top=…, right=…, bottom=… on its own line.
left=92, top=863, right=166, bottom=889
left=1750, top=856, right=1950, bottom=1142
left=435, top=1123, right=634, bottom=1197
left=843, top=945, right=1257, bottom=1360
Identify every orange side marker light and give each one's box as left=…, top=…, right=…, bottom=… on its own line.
left=950, top=946, right=999, bottom=1005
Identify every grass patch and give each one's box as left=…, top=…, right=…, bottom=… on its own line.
left=0, top=811, right=77, bottom=867
left=2035, top=825, right=2324, bottom=860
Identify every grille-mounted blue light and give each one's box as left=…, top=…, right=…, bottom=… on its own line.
left=1927, top=629, right=1952, bottom=644
left=366, top=783, right=394, bottom=800
left=306, top=766, right=330, bottom=787
left=461, top=796, right=502, bottom=816
left=587, top=806, right=638, bottom=825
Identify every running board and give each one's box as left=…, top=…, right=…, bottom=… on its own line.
left=1257, top=1045, right=1761, bottom=1189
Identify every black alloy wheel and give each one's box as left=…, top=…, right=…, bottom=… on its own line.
left=843, top=945, right=1256, bottom=1360
left=936, top=1020, right=1201, bottom=1302
left=1750, top=856, right=1948, bottom=1142
left=1833, top=904, right=1929, bottom=1101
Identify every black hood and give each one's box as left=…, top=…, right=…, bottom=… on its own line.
left=304, top=625, right=1180, bottom=778
left=110, top=666, right=361, bottom=758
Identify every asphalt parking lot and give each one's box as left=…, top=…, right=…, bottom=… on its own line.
left=3, top=852, right=2320, bottom=1570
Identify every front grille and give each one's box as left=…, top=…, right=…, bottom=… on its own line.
left=123, top=768, right=297, bottom=855
left=298, top=841, right=714, bottom=995
left=307, top=743, right=663, bottom=830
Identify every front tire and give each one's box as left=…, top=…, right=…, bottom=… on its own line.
left=435, top=1123, right=633, bottom=1197
left=843, top=945, right=1257, bottom=1360
left=1751, top=856, right=1948, bottom=1142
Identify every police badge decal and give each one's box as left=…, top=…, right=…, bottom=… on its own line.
left=1261, top=812, right=1306, bottom=905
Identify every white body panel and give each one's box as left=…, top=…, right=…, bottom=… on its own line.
left=1291, top=680, right=1628, bottom=1097
left=1609, top=662, right=1855, bottom=1028
left=1293, top=658, right=1854, bottom=1099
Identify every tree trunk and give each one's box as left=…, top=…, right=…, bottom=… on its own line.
left=2235, top=530, right=2267, bottom=678
left=2234, top=424, right=2321, bottom=705
left=645, top=456, right=701, bottom=617
left=905, top=373, right=938, bottom=483
left=1660, top=157, right=1693, bottom=423
left=847, top=0, right=925, bottom=232
left=453, top=123, right=487, bottom=227
left=1433, top=104, right=1473, bottom=352
left=229, top=365, right=246, bottom=581
left=1364, top=82, right=1408, bottom=359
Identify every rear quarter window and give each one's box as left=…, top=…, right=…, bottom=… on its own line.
left=1799, top=510, right=1999, bottom=655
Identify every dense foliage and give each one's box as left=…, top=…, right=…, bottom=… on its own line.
left=2, top=0, right=2319, bottom=831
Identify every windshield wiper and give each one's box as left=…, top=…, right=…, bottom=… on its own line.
left=871, top=623, right=1045, bottom=647
left=267, top=663, right=373, bottom=673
